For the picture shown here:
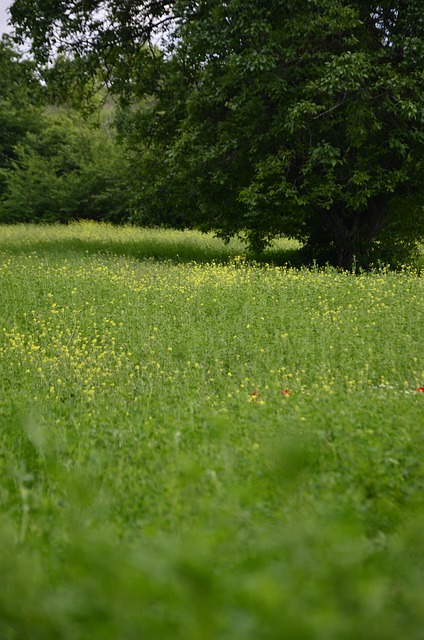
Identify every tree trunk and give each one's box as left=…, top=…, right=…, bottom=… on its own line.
left=332, top=199, right=388, bottom=270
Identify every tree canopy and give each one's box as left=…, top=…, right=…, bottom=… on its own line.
left=9, top=0, right=424, bottom=267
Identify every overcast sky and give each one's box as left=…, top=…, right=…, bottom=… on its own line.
left=0, top=0, right=12, bottom=35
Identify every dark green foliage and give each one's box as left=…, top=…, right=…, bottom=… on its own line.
left=0, top=36, right=132, bottom=225
left=9, top=1, right=424, bottom=267
left=0, top=111, right=131, bottom=224
left=0, top=34, right=43, bottom=197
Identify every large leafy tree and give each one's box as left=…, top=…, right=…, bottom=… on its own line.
left=10, top=0, right=424, bottom=267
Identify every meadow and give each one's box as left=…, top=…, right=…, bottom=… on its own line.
left=0, top=222, right=424, bottom=639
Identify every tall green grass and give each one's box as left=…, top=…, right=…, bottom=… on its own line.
left=0, top=222, right=423, bottom=639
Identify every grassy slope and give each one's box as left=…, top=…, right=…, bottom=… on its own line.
left=0, top=222, right=424, bottom=639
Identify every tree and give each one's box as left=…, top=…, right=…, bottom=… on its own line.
left=0, top=111, right=131, bottom=224
left=10, top=1, right=424, bottom=267
left=0, top=35, right=130, bottom=226
left=0, top=34, right=43, bottom=197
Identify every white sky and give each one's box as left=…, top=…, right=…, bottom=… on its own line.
left=0, top=0, right=12, bottom=35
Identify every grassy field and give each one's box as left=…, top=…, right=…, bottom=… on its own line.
left=1, top=222, right=424, bottom=639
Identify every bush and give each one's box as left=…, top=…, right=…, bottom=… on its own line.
left=0, top=111, right=131, bottom=224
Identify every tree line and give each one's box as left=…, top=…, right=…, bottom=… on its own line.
left=0, top=35, right=132, bottom=225
left=3, top=1, right=424, bottom=268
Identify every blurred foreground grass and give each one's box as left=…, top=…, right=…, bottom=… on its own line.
left=0, top=222, right=423, bottom=639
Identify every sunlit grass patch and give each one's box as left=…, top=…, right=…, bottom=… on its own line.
left=0, top=220, right=301, bottom=264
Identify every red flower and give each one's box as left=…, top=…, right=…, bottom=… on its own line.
left=416, top=387, right=424, bottom=393
left=281, top=389, right=290, bottom=396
